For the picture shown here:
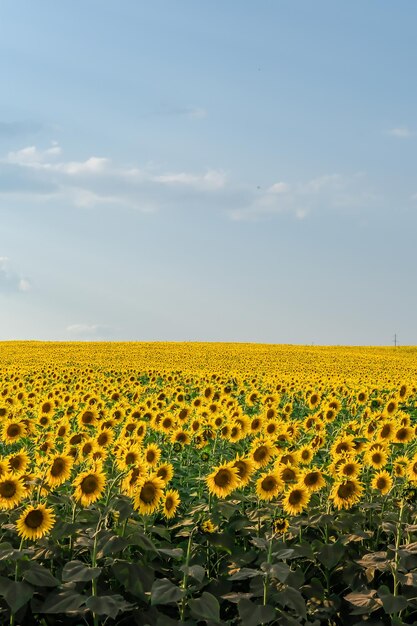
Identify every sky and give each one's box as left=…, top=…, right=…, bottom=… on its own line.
left=1, top=1, right=416, bottom=345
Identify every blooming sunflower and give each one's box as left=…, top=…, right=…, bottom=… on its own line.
left=250, top=439, right=277, bottom=468
left=156, top=462, right=174, bottom=485
left=330, top=479, right=363, bottom=510
left=256, top=471, right=283, bottom=501
left=16, top=504, right=55, bottom=541
left=134, top=475, right=165, bottom=515
left=364, top=449, right=388, bottom=470
left=2, top=420, right=26, bottom=444
left=301, top=468, right=326, bottom=492
left=144, top=443, right=161, bottom=467
left=206, top=462, right=240, bottom=498
left=121, top=464, right=147, bottom=497
left=282, top=485, right=310, bottom=516
left=45, top=454, right=73, bottom=488
left=273, top=518, right=289, bottom=534
left=73, top=470, right=106, bottom=506
left=0, top=474, right=25, bottom=510
left=162, top=489, right=181, bottom=519
left=232, top=455, right=255, bottom=487
left=7, top=451, right=30, bottom=476
left=371, top=470, right=393, bottom=495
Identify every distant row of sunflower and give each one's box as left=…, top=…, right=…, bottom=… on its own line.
left=0, top=342, right=416, bottom=543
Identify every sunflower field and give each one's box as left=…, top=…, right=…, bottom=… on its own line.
left=1, top=341, right=417, bottom=625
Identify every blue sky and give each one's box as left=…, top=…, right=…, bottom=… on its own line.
left=1, top=1, right=416, bottom=344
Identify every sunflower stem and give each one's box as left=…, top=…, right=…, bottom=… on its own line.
left=179, top=529, right=194, bottom=621
left=393, top=500, right=405, bottom=599
left=263, top=530, right=275, bottom=606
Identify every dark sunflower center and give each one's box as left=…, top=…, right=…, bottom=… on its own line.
left=146, top=450, right=156, bottom=463
left=304, top=472, right=320, bottom=486
left=214, top=469, right=232, bottom=488
left=50, top=458, right=65, bottom=477
left=80, top=475, right=99, bottom=495
left=140, top=483, right=156, bottom=504
left=7, top=424, right=21, bottom=438
left=261, top=476, right=277, bottom=492
left=97, top=433, right=109, bottom=446
left=396, top=428, right=408, bottom=440
left=337, top=481, right=356, bottom=499
left=234, top=461, right=247, bottom=479
left=0, top=480, right=16, bottom=498
left=82, top=411, right=94, bottom=424
left=25, top=509, right=44, bottom=529
left=253, top=446, right=268, bottom=462
left=125, top=453, right=136, bottom=465
left=9, top=457, right=23, bottom=470
left=377, top=477, right=388, bottom=490
left=165, top=496, right=174, bottom=511
left=288, top=489, right=303, bottom=505
left=335, top=442, right=349, bottom=454
left=282, top=468, right=296, bottom=482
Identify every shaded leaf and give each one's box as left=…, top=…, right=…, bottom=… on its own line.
left=377, top=586, right=408, bottom=614
left=180, top=564, right=206, bottom=583
left=151, top=578, right=184, bottom=605
left=86, top=594, right=134, bottom=619
left=23, top=563, right=60, bottom=587
left=189, top=592, right=221, bottom=623
left=238, top=599, right=276, bottom=626
left=62, top=560, right=101, bottom=583
left=3, top=581, right=33, bottom=613
left=41, top=590, right=86, bottom=614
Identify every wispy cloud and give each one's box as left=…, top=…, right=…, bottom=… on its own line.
left=230, top=173, right=379, bottom=221
left=386, top=127, right=413, bottom=139
left=0, top=142, right=226, bottom=211
left=0, top=257, right=31, bottom=293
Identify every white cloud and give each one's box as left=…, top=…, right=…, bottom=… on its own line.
left=0, top=257, right=31, bottom=293
left=387, top=127, right=413, bottom=138
left=268, top=182, right=290, bottom=194
left=231, top=173, right=378, bottom=221
left=1, top=142, right=226, bottom=209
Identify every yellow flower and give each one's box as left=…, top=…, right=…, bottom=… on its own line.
left=371, top=470, right=393, bottom=495
left=330, top=479, right=363, bottom=510
left=282, top=485, right=310, bottom=516
left=0, top=474, right=25, bottom=510
left=45, top=454, right=73, bottom=488
left=256, top=471, right=283, bottom=501
left=73, top=470, right=106, bottom=506
left=232, top=455, right=255, bottom=487
left=300, top=468, right=326, bottom=492
left=16, top=504, right=55, bottom=541
left=206, top=463, right=239, bottom=498
left=134, top=475, right=165, bottom=515
left=162, top=490, right=180, bottom=519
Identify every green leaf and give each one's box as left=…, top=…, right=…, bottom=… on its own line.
left=189, top=592, right=221, bottom=623
left=316, top=542, right=345, bottom=570
left=127, top=531, right=157, bottom=552
left=180, top=564, right=206, bottom=583
left=238, top=599, right=276, bottom=626
left=96, top=534, right=129, bottom=558
left=158, top=547, right=183, bottom=559
left=42, top=590, right=87, bottom=614
left=276, top=587, right=307, bottom=620
left=3, top=581, right=33, bottom=613
left=23, top=563, right=60, bottom=587
left=377, top=586, right=408, bottom=614
left=151, top=578, right=184, bottom=605
left=86, top=594, right=133, bottom=619
left=262, top=562, right=290, bottom=583
left=112, top=560, right=154, bottom=597
left=62, top=560, right=101, bottom=582
left=229, top=568, right=262, bottom=581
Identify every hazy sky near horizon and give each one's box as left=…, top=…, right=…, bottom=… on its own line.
left=1, top=1, right=416, bottom=345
